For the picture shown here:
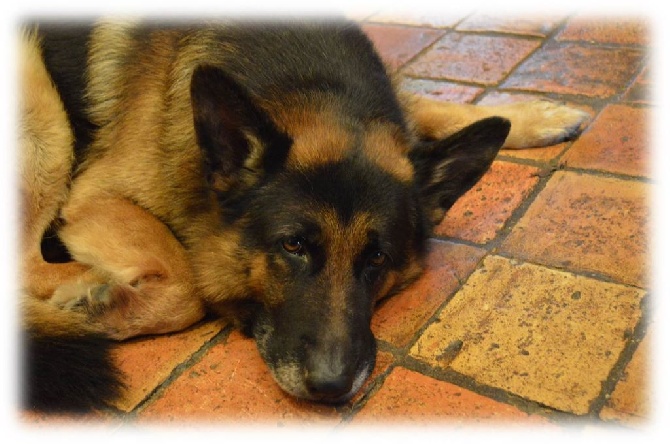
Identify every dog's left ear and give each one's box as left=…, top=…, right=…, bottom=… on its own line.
left=409, top=117, right=510, bottom=225
left=190, top=64, right=292, bottom=195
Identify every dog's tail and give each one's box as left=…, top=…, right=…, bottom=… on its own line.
left=21, top=297, right=124, bottom=412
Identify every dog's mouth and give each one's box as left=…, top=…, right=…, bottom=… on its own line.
left=264, top=357, right=374, bottom=404
left=250, top=312, right=376, bottom=404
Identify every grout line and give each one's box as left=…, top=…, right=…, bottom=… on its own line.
left=587, top=291, right=652, bottom=418
left=125, top=323, right=234, bottom=418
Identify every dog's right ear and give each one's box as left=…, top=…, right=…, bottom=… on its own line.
left=190, top=65, right=292, bottom=194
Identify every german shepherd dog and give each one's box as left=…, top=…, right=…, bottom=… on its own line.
left=19, top=19, right=589, bottom=412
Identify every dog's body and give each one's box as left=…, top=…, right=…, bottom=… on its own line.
left=19, top=19, right=589, bottom=411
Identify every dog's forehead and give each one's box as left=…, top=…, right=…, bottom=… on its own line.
left=281, top=109, right=414, bottom=183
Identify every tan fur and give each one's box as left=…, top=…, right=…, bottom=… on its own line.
left=52, top=196, right=205, bottom=339
left=362, top=123, right=414, bottom=182
left=18, top=31, right=92, bottom=301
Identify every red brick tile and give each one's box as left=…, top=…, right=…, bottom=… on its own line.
left=561, top=104, right=650, bottom=178
left=410, top=255, right=645, bottom=415
left=404, top=33, right=540, bottom=85
left=623, top=66, right=652, bottom=105
left=502, top=41, right=645, bottom=98
left=435, top=161, right=540, bottom=244
left=501, top=171, right=650, bottom=287
left=137, top=332, right=340, bottom=425
left=361, top=24, right=445, bottom=70
left=372, top=240, right=486, bottom=348
left=477, top=91, right=594, bottom=163
left=457, top=14, right=564, bottom=37
left=111, top=319, right=227, bottom=412
left=557, top=16, right=650, bottom=46
left=401, top=78, right=483, bottom=104
left=367, top=12, right=464, bottom=28
left=351, top=367, right=550, bottom=424
left=600, top=328, right=651, bottom=424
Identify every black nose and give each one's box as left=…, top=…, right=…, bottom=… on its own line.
left=305, top=369, right=354, bottom=402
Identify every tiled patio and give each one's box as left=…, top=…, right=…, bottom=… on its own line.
left=22, top=13, right=652, bottom=432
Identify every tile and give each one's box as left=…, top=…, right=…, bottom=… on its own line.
left=457, top=14, right=564, bottom=37
left=557, top=16, right=650, bottom=46
left=502, top=41, right=645, bottom=98
left=404, top=33, right=540, bottom=85
left=401, top=78, right=483, bottom=104
left=351, top=367, right=550, bottom=424
left=361, top=24, right=445, bottom=70
left=371, top=240, right=486, bottom=348
left=410, top=255, right=645, bottom=415
left=111, top=318, right=228, bottom=412
left=367, top=12, right=464, bottom=28
left=501, top=171, right=649, bottom=288
left=561, top=104, right=650, bottom=178
left=600, top=327, right=651, bottom=424
left=478, top=91, right=594, bottom=163
left=435, top=161, right=541, bottom=244
left=137, top=332, right=340, bottom=425
left=623, top=66, right=652, bottom=105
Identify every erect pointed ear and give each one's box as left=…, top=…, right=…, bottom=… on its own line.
left=409, top=116, right=511, bottom=225
left=190, top=65, right=292, bottom=194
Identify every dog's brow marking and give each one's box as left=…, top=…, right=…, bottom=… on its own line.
left=363, top=124, right=414, bottom=183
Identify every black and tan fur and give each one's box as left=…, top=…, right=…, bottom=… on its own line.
left=19, top=19, right=589, bottom=411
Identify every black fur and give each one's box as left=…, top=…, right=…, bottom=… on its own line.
left=34, top=22, right=97, bottom=164
left=23, top=329, right=124, bottom=412
left=204, top=21, right=406, bottom=128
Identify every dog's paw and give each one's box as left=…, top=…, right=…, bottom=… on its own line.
left=503, top=101, right=591, bottom=149
left=51, top=282, right=116, bottom=316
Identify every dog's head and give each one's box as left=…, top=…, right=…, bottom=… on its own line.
left=190, top=65, right=509, bottom=403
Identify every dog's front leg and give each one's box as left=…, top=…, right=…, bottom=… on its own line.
left=50, top=196, right=206, bottom=340
left=404, top=94, right=590, bottom=149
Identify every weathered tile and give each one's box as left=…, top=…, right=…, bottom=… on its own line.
left=137, top=332, right=340, bottom=425
left=410, top=255, right=645, bottom=415
left=435, top=161, right=540, bottom=244
left=478, top=91, right=594, bottom=163
left=502, top=41, right=645, bottom=98
left=501, top=171, right=649, bottom=287
left=110, top=318, right=227, bottom=412
left=561, top=104, right=650, bottom=178
left=600, top=327, right=651, bottom=424
left=401, top=78, right=483, bottom=104
left=457, top=14, right=563, bottom=37
left=404, top=33, right=540, bottom=85
left=361, top=24, right=445, bottom=70
left=350, top=367, right=551, bottom=424
left=557, top=16, right=650, bottom=46
left=367, top=12, right=464, bottom=28
left=372, top=240, right=486, bottom=348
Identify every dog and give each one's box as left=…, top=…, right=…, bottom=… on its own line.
left=19, top=19, right=589, bottom=412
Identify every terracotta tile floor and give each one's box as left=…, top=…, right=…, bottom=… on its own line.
left=21, top=13, right=652, bottom=431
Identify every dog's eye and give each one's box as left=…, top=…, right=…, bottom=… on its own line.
left=367, top=251, right=388, bottom=268
left=282, top=237, right=305, bottom=255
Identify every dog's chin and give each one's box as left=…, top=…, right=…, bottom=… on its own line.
left=269, top=360, right=373, bottom=404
